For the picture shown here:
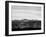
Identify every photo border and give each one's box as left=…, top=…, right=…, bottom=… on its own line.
left=5, top=1, right=45, bottom=36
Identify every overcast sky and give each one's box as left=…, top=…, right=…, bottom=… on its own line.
left=11, top=5, right=41, bottom=20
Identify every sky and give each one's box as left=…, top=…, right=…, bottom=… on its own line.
left=11, top=5, right=41, bottom=20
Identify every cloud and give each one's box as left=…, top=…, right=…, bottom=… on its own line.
left=11, top=6, right=41, bottom=20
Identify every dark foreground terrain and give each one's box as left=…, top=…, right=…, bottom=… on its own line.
left=12, top=19, right=41, bottom=31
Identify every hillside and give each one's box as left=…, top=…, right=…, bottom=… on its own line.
left=12, top=19, right=41, bottom=31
